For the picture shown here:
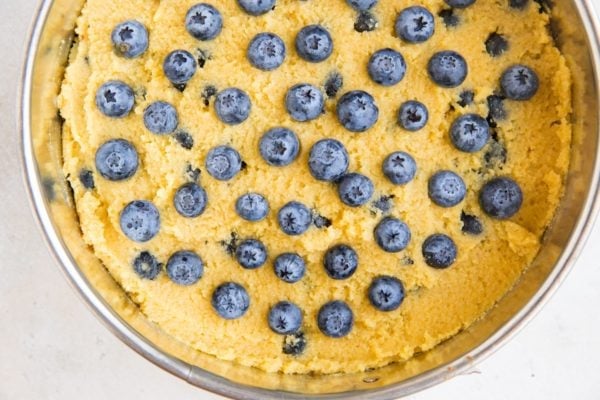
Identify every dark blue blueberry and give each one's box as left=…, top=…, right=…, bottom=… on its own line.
left=397, top=100, right=428, bottom=131
left=510, top=0, right=529, bottom=9
left=79, top=169, right=95, bottom=189
left=428, top=51, right=468, bottom=88
left=235, top=239, right=267, bottom=269
left=247, top=33, right=286, bottom=71
left=163, top=50, right=197, bottom=85
left=174, top=131, right=194, bottom=149
left=212, top=282, right=250, bottom=319
left=308, top=139, right=349, bottom=182
left=487, top=95, right=506, bottom=124
left=450, top=114, right=490, bottom=152
left=382, top=151, right=417, bottom=185
left=324, top=244, right=358, bottom=280
left=479, top=177, right=523, bottom=219
left=485, top=32, right=508, bottom=57
left=143, top=101, right=178, bottom=134
left=259, top=127, right=300, bottom=166
left=95, top=81, right=134, bottom=118
left=205, top=145, right=243, bottom=181
left=324, top=72, right=343, bottom=98
left=120, top=200, right=160, bottom=242
left=174, top=182, right=207, bottom=218
left=237, top=0, right=276, bottom=15
left=201, top=85, right=218, bottom=106
left=422, top=234, right=457, bottom=269
left=395, top=6, right=435, bottom=44
left=317, top=301, right=354, bottom=338
left=111, top=20, right=148, bottom=58
left=461, top=211, right=483, bottom=235
left=295, top=25, right=333, bottom=63
left=268, top=301, right=303, bottom=334
left=337, top=173, right=374, bottom=207
left=444, top=0, right=476, bottom=8
left=374, top=217, right=411, bottom=253
left=185, top=3, right=223, bottom=41
left=95, top=139, right=139, bottom=181
left=354, top=11, right=378, bottom=33
left=285, top=84, right=324, bottom=122
left=428, top=171, right=466, bottom=207
left=236, top=193, right=269, bottom=221
left=336, top=90, right=379, bottom=132
left=283, top=331, right=307, bottom=355
left=458, top=90, right=474, bottom=107
left=278, top=201, right=312, bottom=236
left=372, top=195, right=394, bottom=213
left=273, top=253, right=306, bottom=283
left=367, top=49, right=406, bottom=86
left=133, top=251, right=162, bottom=280
left=215, top=88, right=252, bottom=125
left=346, top=0, right=377, bottom=11
left=438, top=9, right=459, bottom=27
left=166, top=250, right=204, bottom=285
left=368, top=276, right=405, bottom=311
left=500, top=65, right=539, bottom=100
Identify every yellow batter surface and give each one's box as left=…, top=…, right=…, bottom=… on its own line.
left=60, top=0, right=572, bottom=374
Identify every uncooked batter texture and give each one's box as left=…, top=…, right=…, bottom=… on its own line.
left=60, top=0, right=572, bottom=374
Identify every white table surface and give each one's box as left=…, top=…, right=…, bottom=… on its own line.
left=2, top=1, right=600, bottom=399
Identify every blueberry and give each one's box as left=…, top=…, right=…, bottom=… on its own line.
left=236, top=239, right=267, bottom=269
left=143, top=101, right=178, bottom=134
left=337, top=173, right=374, bottom=207
left=201, top=85, right=218, bottom=106
left=215, top=88, right=252, bottom=125
left=295, top=25, right=333, bottom=63
left=479, top=177, right=523, bottom=219
left=324, top=72, right=343, bottom=98
left=236, top=193, right=269, bottom=222
left=450, top=114, right=490, bottom=152
left=382, top=151, right=417, bottom=185
left=185, top=3, right=223, bottom=41
left=324, top=244, right=358, bottom=280
left=247, top=33, right=286, bottom=71
left=372, top=195, right=394, bottom=213
left=166, top=250, right=204, bottom=285
left=313, top=213, right=332, bottom=228
left=278, top=201, right=312, bottom=236
left=273, top=253, right=306, bottom=283
left=317, top=301, right=354, bottom=338
left=458, top=90, right=474, bottom=107
left=205, top=145, right=243, bottom=181
left=487, top=95, right=506, bottom=124
left=428, top=51, right=468, bottom=88
left=444, top=0, right=476, bottom=8
left=510, top=0, right=529, bottom=8
left=174, top=131, right=194, bottom=149
left=95, top=139, right=138, bottom=181
left=212, top=282, right=250, bottom=319
left=346, top=0, right=377, bottom=11
left=500, top=65, right=539, bottom=100
left=268, top=301, right=303, bottom=335
left=438, top=9, right=459, bottom=27
left=397, top=100, right=428, bottom=131
left=395, top=6, right=435, bottom=44
left=95, top=81, right=134, bottom=118
left=368, top=276, right=405, bottom=311
left=120, top=200, right=160, bottom=242
left=336, top=91, right=379, bottom=132
left=174, top=182, right=207, bottom=218
left=259, top=128, right=300, bottom=166
left=422, top=234, right=457, bottom=269
left=374, top=217, right=411, bottom=253
left=111, top=20, right=148, bottom=58
left=485, top=32, right=508, bottom=57
left=428, top=171, right=466, bottom=207
left=285, top=84, right=325, bottom=122
left=461, top=211, right=483, bottom=235
left=79, top=169, right=95, bottom=189
left=133, top=251, right=162, bottom=280
left=163, top=50, right=197, bottom=85
left=308, top=139, right=349, bottom=182
left=237, top=0, right=276, bottom=15
left=283, top=331, right=307, bottom=355
left=367, top=49, right=406, bottom=86
left=354, top=12, right=378, bottom=33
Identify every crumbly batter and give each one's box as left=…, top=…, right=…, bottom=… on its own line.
left=59, top=0, right=572, bottom=374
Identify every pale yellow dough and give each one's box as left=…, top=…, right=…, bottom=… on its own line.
left=59, top=0, right=572, bottom=374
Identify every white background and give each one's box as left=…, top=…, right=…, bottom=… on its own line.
left=1, top=1, right=600, bottom=398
